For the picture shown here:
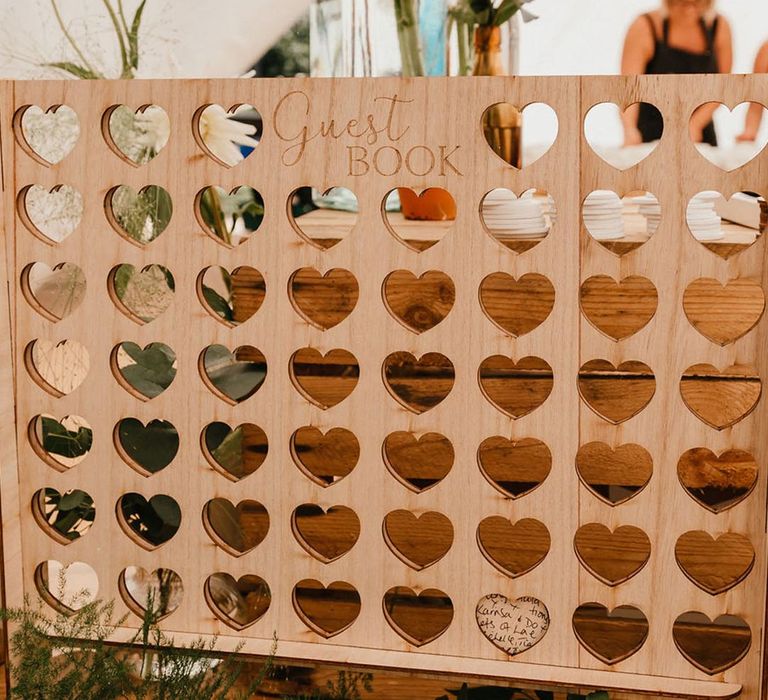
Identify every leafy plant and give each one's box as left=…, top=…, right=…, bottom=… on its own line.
left=40, top=416, right=92, bottom=460
left=41, top=488, right=95, bottom=541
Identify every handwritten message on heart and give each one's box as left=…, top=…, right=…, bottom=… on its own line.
left=476, top=594, right=549, bottom=656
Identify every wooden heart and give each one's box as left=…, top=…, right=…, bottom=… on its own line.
left=25, top=339, right=89, bottom=397
left=584, top=102, right=662, bottom=170
left=33, top=487, right=94, bottom=544
left=292, top=504, right=360, bottom=562
left=107, top=185, right=172, bottom=245
left=118, top=493, right=181, bottom=549
left=120, top=566, right=183, bottom=619
left=677, top=448, right=757, bottom=513
left=290, top=426, right=359, bottom=487
left=477, top=437, right=551, bottom=499
left=205, top=572, right=271, bottom=630
left=384, top=188, right=455, bottom=252
left=15, top=104, right=80, bottom=164
left=383, top=510, right=453, bottom=570
left=293, top=579, right=360, bottom=638
left=675, top=531, right=755, bottom=595
left=477, top=517, right=550, bottom=577
left=197, top=265, right=266, bottom=326
left=103, top=104, right=170, bottom=165
left=573, top=603, right=649, bottom=665
left=30, top=414, right=92, bottom=470
left=674, top=612, right=751, bottom=674
left=35, top=560, right=98, bottom=612
left=20, top=184, right=83, bottom=243
left=21, top=262, right=86, bottom=321
left=480, top=189, right=556, bottom=254
left=383, top=352, right=454, bottom=413
left=194, top=103, right=261, bottom=167
left=289, top=186, right=358, bottom=250
left=680, top=363, right=761, bottom=429
left=196, top=185, right=264, bottom=247
left=109, top=264, right=175, bottom=324
left=693, top=102, right=767, bottom=171
left=482, top=102, right=557, bottom=168
left=200, top=344, right=267, bottom=404
left=583, top=190, right=661, bottom=256
left=479, top=273, right=555, bottom=337
left=574, top=523, right=651, bottom=585
left=289, top=267, right=359, bottom=329
left=202, top=421, right=268, bottom=481
left=578, top=359, right=655, bottom=424
left=383, top=431, right=454, bottom=492
left=383, top=270, right=455, bottom=333
left=203, top=498, right=269, bottom=556
left=290, top=348, right=359, bottom=409
left=576, top=442, right=653, bottom=505
left=383, top=586, right=453, bottom=646
left=580, top=275, right=658, bottom=340
left=476, top=594, right=550, bottom=656
left=116, top=418, right=179, bottom=475
left=112, top=342, right=176, bottom=400
left=683, top=278, right=765, bottom=345
left=478, top=356, right=553, bottom=419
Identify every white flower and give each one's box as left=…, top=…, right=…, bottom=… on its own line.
left=198, top=104, right=259, bottom=166
left=134, top=105, right=171, bottom=153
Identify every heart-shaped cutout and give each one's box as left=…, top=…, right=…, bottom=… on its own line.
left=290, top=348, right=359, bottom=409
left=196, top=186, right=264, bottom=247
left=290, top=426, right=359, bottom=487
left=25, top=339, right=89, bottom=396
left=35, top=560, right=98, bottom=612
left=383, top=352, right=455, bottom=413
left=30, top=414, right=92, bottom=470
left=289, top=267, right=359, bottom=330
left=109, top=264, right=175, bottom=324
left=573, top=603, right=649, bottom=665
left=479, top=272, right=555, bottom=337
left=383, top=270, right=455, bottom=333
left=383, top=431, right=454, bottom=493
left=293, top=579, right=360, bottom=638
left=383, top=188, right=455, bottom=252
left=478, top=356, right=553, bottom=419
left=675, top=531, right=755, bottom=595
left=477, top=517, right=550, bottom=577
left=289, top=186, right=358, bottom=250
left=477, top=436, right=551, bottom=499
left=19, top=184, right=83, bottom=243
left=580, top=275, right=658, bottom=341
left=680, top=363, right=761, bottom=429
left=33, top=487, right=95, bottom=544
left=384, top=586, right=453, bottom=647
left=677, top=448, right=757, bottom=513
left=574, top=523, right=651, bottom=585
left=674, top=612, right=751, bottom=674
left=683, top=278, right=765, bottom=345
left=480, top=189, right=557, bottom=254
left=106, top=185, right=172, bottom=245
left=118, top=493, right=181, bottom=549
left=203, top=498, right=270, bottom=556
left=197, top=265, right=266, bottom=326
left=383, top=510, right=453, bottom=570
left=103, top=104, right=170, bottom=165
left=205, top=572, right=271, bottom=630
left=120, top=566, right=183, bottom=619
left=111, top=342, right=176, bottom=400
left=686, top=191, right=767, bottom=259
left=292, top=504, right=360, bottom=562
left=693, top=102, right=768, bottom=171
left=115, top=418, right=179, bottom=476
left=194, top=103, right=261, bottom=167
left=21, top=262, right=86, bottom=322
left=15, top=105, right=79, bottom=165
left=583, top=190, right=661, bottom=255
left=476, top=594, right=550, bottom=656
left=576, top=442, right=653, bottom=505
left=482, top=102, right=558, bottom=168
left=578, top=359, right=655, bottom=424
left=200, top=345, right=267, bottom=404
left=584, top=102, right=663, bottom=169
left=202, top=422, right=268, bottom=481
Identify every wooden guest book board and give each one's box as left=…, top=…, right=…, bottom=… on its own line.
left=0, top=74, right=767, bottom=698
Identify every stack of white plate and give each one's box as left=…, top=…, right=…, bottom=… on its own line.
left=482, top=189, right=549, bottom=238
left=583, top=190, right=624, bottom=240
left=687, top=191, right=723, bottom=241
left=629, top=193, right=662, bottom=235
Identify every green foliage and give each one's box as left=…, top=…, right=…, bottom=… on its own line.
left=118, top=418, right=179, bottom=474
left=40, top=416, right=92, bottom=459
left=119, top=341, right=177, bottom=398
left=42, top=488, right=95, bottom=541
left=283, top=670, right=374, bottom=700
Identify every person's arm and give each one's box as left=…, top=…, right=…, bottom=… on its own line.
left=620, top=16, right=655, bottom=145
left=738, top=41, right=768, bottom=141
left=690, top=16, right=732, bottom=142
